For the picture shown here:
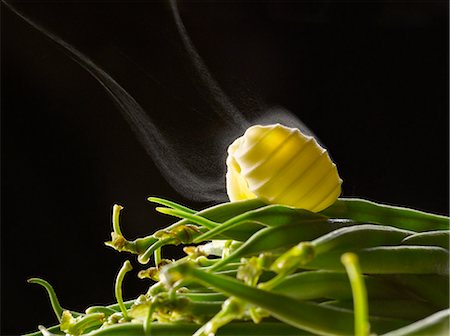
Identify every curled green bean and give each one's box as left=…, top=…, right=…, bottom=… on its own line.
left=27, top=278, right=65, bottom=322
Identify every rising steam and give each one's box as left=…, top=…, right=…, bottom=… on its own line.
left=6, top=1, right=314, bottom=202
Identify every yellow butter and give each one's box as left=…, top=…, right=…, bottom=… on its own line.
left=226, top=124, right=342, bottom=212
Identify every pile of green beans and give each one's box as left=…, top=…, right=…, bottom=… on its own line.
left=25, top=197, right=449, bottom=336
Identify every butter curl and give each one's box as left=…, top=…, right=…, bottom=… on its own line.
left=226, top=124, right=342, bottom=212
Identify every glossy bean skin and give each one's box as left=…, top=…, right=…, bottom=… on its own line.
left=323, top=299, right=440, bottom=321
left=194, top=205, right=328, bottom=242
left=312, top=224, right=413, bottom=255
left=401, top=231, right=449, bottom=249
left=24, top=322, right=315, bottom=336
left=381, top=309, right=450, bottom=336
left=382, top=274, right=450, bottom=309
left=321, top=198, right=449, bottom=232
left=86, top=322, right=314, bottom=336
left=301, top=246, right=449, bottom=275
left=271, top=271, right=411, bottom=301
left=209, top=219, right=354, bottom=271
left=161, top=262, right=409, bottom=336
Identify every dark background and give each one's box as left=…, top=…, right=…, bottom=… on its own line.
left=2, top=1, right=448, bottom=335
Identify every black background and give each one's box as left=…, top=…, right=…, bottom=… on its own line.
left=2, top=1, right=448, bottom=335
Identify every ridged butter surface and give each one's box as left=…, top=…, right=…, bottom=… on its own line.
left=226, top=124, right=342, bottom=212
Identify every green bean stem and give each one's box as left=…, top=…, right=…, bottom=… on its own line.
left=341, top=253, right=370, bottom=336
left=27, top=278, right=65, bottom=322
left=115, top=260, right=133, bottom=319
left=157, top=207, right=221, bottom=230
left=148, top=197, right=197, bottom=214
left=112, top=204, right=124, bottom=236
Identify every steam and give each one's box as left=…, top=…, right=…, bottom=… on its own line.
left=7, top=1, right=314, bottom=202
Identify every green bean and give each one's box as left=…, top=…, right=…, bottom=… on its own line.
left=313, top=225, right=413, bottom=255
left=193, top=204, right=328, bottom=242
left=156, top=207, right=264, bottom=243
left=271, top=271, right=411, bottom=301
left=209, top=219, right=354, bottom=272
left=84, top=321, right=314, bottom=336
left=381, top=309, right=450, bottom=336
left=272, top=225, right=413, bottom=274
left=153, top=199, right=267, bottom=237
left=161, top=262, right=409, bottom=336
left=184, top=293, right=228, bottom=302
left=401, top=231, right=449, bottom=249
left=384, top=274, right=450, bottom=309
left=324, top=299, right=440, bottom=321
left=321, top=198, right=449, bottom=231
left=302, top=246, right=449, bottom=275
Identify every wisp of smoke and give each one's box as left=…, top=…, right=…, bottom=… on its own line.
left=6, top=1, right=315, bottom=202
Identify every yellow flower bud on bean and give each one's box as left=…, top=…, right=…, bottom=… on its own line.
left=226, top=124, right=342, bottom=212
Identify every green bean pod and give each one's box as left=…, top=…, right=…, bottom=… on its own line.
left=181, top=292, right=227, bottom=302
left=401, top=231, right=449, bottom=249
left=301, top=246, right=449, bottom=275
left=381, top=309, right=450, bottom=336
left=161, top=262, right=409, bottom=336
left=193, top=204, right=328, bottom=242
left=82, top=321, right=315, bottom=336
left=271, top=225, right=412, bottom=274
left=209, top=219, right=354, bottom=271
left=383, top=274, right=450, bottom=309
left=323, top=299, right=440, bottom=321
left=271, top=271, right=411, bottom=301
left=312, top=225, right=413, bottom=255
left=321, top=198, right=449, bottom=232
